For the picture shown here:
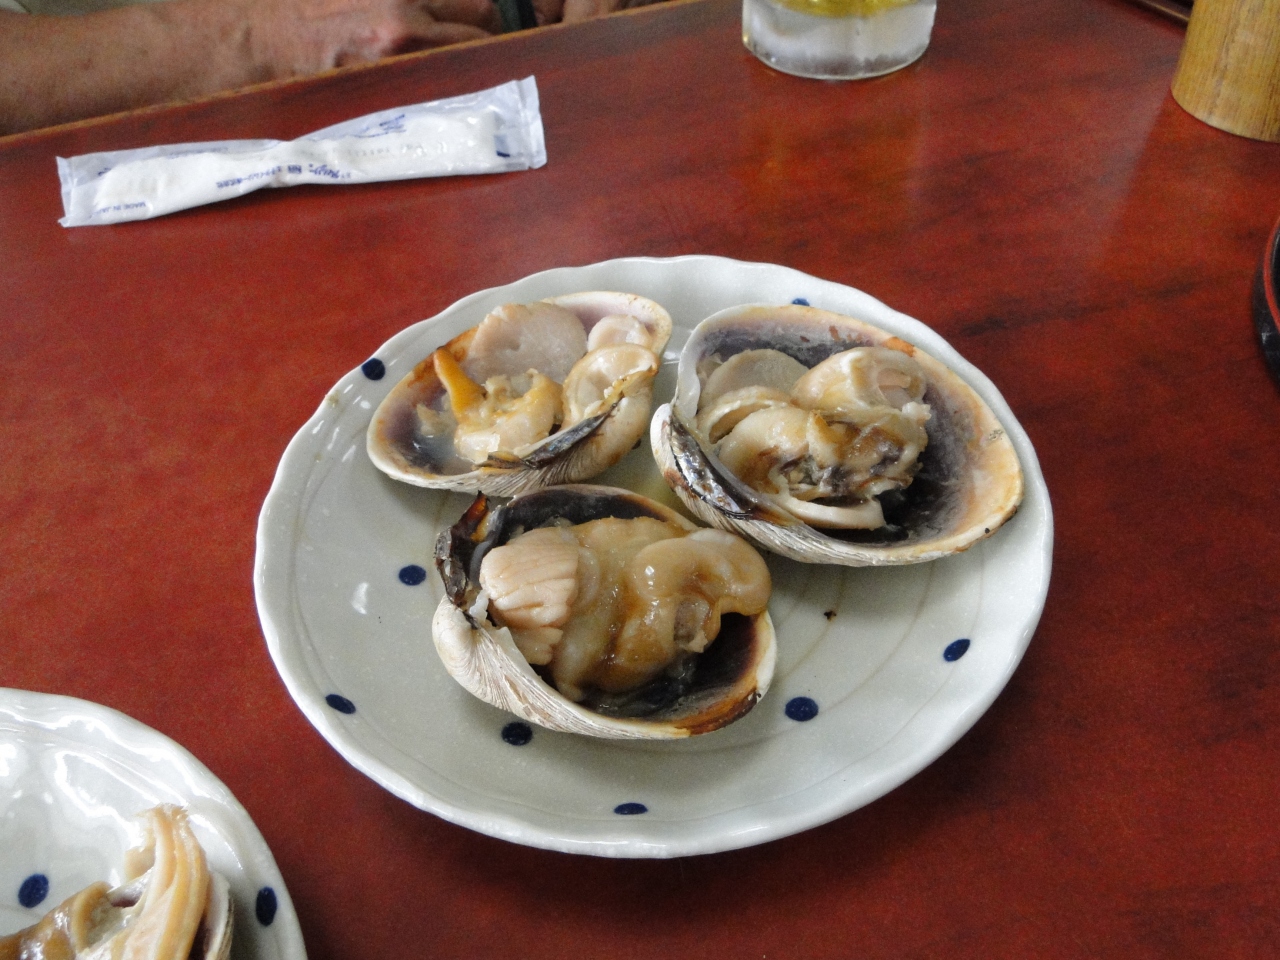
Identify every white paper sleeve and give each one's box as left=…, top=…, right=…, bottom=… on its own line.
left=57, top=77, right=547, bottom=227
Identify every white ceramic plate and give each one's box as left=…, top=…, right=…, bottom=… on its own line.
left=254, top=256, right=1053, bottom=858
left=0, top=688, right=306, bottom=960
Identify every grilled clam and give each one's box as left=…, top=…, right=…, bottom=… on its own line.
left=651, top=304, right=1024, bottom=566
left=0, top=805, right=232, bottom=960
left=367, top=292, right=672, bottom=496
left=433, top=485, right=776, bottom=739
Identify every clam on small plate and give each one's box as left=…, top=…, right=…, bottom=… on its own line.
left=0, top=688, right=306, bottom=960
left=254, top=256, right=1053, bottom=858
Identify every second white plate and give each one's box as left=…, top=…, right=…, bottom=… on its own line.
left=254, top=256, right=1053, bottom=858
left=0, top=688, right=306, bottom=960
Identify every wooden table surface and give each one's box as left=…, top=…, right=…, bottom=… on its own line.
left=3, top=0, right=1279, bottom=956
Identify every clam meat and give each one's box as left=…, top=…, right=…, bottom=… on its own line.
left=652, top=304, right=1024, bottom=566
left=368, top=292, right=672, bottom=496
left=433, top=485, right=776, bottom=738
left=0, top=805, right=233, bottom=960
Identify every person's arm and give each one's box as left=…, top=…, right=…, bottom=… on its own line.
left=553, top=0, right=663, bottom=23
left=0, top=0, right=501, bottom=134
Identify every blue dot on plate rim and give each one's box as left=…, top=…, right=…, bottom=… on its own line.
left=501, top=721, right=533, bottom=746
left=255, top=887, right=278, bottom=926
left=325, top=693, right=356, bottom=714
left=791, top=297, right=810, bottom=306
left=944, top=638, right=971, bottom=661
left=18, top=873, right=49, bottom=909
left=785, top=696, right=819, bottom=722
left=361, top=358, right=386, bottom=380
left=398, top=564, right=427, bottom=586
left=614, top=802, right=647, bottom=815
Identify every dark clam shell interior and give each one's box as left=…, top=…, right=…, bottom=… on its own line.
left=690, top=319, right=974, bottom=547
left=379, top=372, right=473, bottom=475
left=436, top=487, right=769, bottom=729
left=582, top=611, right=764, bottom=730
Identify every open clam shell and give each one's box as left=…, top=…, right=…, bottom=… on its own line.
left=651, top=304, right=1025, bottom=566
left=367, top=292, right=672, bottom=496
left=432, top=485, right=777, bottom=739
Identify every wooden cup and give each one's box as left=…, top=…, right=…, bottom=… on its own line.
left=1171, top=0, right=1280, bottom=142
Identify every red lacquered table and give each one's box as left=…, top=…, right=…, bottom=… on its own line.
left=3, top=0, right=1279, bottom=956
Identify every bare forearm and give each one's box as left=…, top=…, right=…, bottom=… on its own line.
left=0, top=0, right=497, bottom=134
left=1, top=5, right=263, bottom=133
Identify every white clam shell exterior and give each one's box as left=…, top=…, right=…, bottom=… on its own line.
left=203, top=872, right=234, bottom=960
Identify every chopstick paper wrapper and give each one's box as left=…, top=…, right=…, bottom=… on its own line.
left=57, top=76, right=546, bottom=227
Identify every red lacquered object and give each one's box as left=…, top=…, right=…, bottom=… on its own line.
left=1255, top=214, right=1280, bottom=386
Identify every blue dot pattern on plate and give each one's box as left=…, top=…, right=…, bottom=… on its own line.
left=398, top=564, right=427, bottom=586
left=18, top=874, right=49, bottom=909
left=614, top=802, right=647, bottom=815
left=325, top=694, right=356, bottom=714
left=944, top=638, right=971, bottom=661
left=785, top=696, right=819, bottom=722
left=791, top=297, right=810, bottom=306
left=255, top=887, right=278, bottom=926
left=361, top=358, right=386, bottom=380
left=502, top=721, right=533, bottom=746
